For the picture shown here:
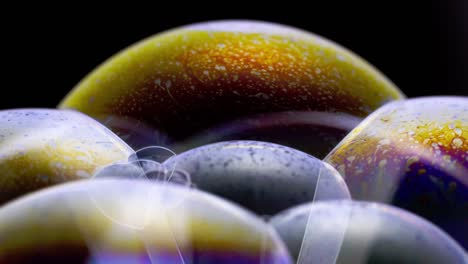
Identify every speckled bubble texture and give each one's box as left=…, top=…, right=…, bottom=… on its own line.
left=1, top=19, right=467, bottom=264
left=0, top=109, right=133, bottom=204
left=59, top=20, right=404, bottom=147
left=164, top=140, right=350, bottom=215
left=325, top=96, right=468, bottom=249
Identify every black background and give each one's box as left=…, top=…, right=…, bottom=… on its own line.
left=1, top=1, right=466, bottom=109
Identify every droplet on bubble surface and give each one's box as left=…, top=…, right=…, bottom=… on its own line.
left=324, top=96, right=468, bottom=249
left=165, top=140, right=350, bottom=215
left=0, top=180, right=293, bottom=264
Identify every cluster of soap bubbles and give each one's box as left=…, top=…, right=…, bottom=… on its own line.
left=93, top=146, right=192, bottom=187
left=89, top=146, right=195, bottom=230
left=90, top=144, right=355, bottom=264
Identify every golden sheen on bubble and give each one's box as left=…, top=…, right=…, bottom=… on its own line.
left=59, top=20, right=404, bottom=143
left=0, top=109, right=133, bottom=205
left=324, top=96, right=468, bottom=249
left=0, top=180, right=293, bottom=264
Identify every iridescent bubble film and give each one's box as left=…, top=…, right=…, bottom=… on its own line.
left=0, top=109, right=133, bottom=205
left=59, top=20, right=404, bottom=144
left=270, top=201, right=466, bottom=263
left=324, top=96, right=468, bottom=248
left=0, top=180, right=293, bottom=264
left=100, top=115, right=173, bottom=150
left=92, top=146, right=193, bottom=216
left=3, top=19, right=466, bottom=264
left=176, top=111, right=362, bottom=158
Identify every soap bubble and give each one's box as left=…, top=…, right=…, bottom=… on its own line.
left=175, top=111, right=362, bottom=159
left=271, top=201, right=466, bottom=263
left=128, top=145, right=177, bottom=163
left=129, top=145, right=177, bottom=180
left=0, top=108, right=133, bottom=204
left=89, top=145, right=194, bottom=229
left=0, top=180, right=294, bottom=264
left=295, top=163, right=352, bottom=264
left=92, top=162, right=145, bottom=181
left=325, top=96, right=468, bottom=249
left=164, top=140, right=350, bottom=216
left=100, top=114, right=173, bottom=150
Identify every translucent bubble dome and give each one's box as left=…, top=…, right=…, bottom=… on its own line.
left=176, top=111, right=362, bottom=159
left=324, top=96, right=468, bottom=248
left=270, top=201, right=466, bottom=264
left=165, top=140, right=350, bottom=215
left=59, top=20, right=404, bottom=146
left=0, top=179, right=293, bottom=264
left=0, top=109, right=133, bottom=204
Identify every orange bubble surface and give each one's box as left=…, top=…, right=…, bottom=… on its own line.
left=60, top=21, right=404, bottom=140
